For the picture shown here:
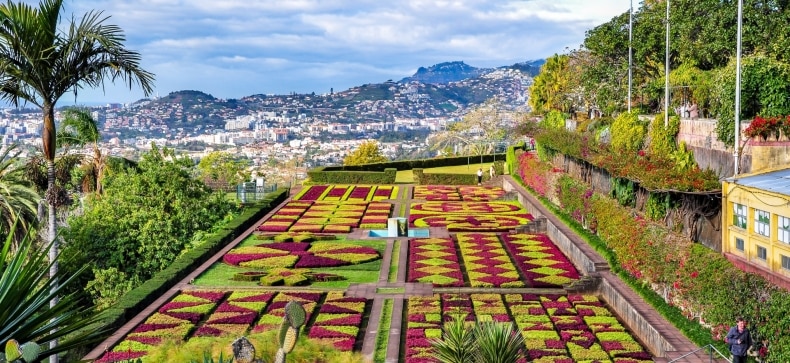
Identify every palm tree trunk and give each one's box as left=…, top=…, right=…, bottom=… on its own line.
left=43, top=104, right=59, bottom=363
left=47, top=158, right=59, bottom=363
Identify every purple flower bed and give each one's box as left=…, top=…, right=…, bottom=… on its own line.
left=132, top=323, right=181, bottom=333
left=259, top=242, right=310, bottom=251
left=95, top=351, right=147, bottom=363
left=296, top=185, right=328, bottom=200
left=162, top=311, right=202, bottom=324
left=157, top=301, right=199, bottom=312
left=407, top=238, right=464, bottom=287
left=207, top=311, right=257, bottom=325
left=294, top=255, right=348, bottom=268
left=500, top=233, right=580, bottom=288
left=222, top=253, right=280, bottom=266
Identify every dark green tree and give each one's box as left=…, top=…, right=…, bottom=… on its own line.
left=62, top=145, right=237, bottom=308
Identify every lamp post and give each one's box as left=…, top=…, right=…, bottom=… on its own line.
left=734, top=0, right=743, bottom=175
left=664, top=0, right=670, bottom=127
left=628, top=0, right=633, bottom=113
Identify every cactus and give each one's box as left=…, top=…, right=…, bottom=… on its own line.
left=18, top=343, right=38, bottom=363
left=1, top=340, right=39, bottom=363
left=5, top=340, right=20, bottom=362
left=273, top=301, right=306, bottom=363
left=284, top=301, right=306, bottom=328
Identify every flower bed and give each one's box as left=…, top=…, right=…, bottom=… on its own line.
left=193, top=291, right=275, bottom=337
left=223, top=242, right=380, bottom=271
left=407, top=238, right=464, bottom=287
left=409, top=201, right=532, bottom=232
left=404, top=294, right=653, bottom=363
left=307, top=292, right=368, bottom=351
left=458, top=186, right=506, bottom=201
left=96, top=290, right=226, bottom=363
left=500, top=233, right=580, bottom=288
left=252, top=291, right=324, bottom=332
left=295, top=184, right=397, bottom=202
left=413, top=185, right=461, bottom=201
left=456, top=233, right=523, bottom=288
left=256, top=199, right=391, bottom=233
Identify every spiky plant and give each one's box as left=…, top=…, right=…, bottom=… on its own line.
left=274, top=301, right=306, bottom=363
left=473, top=321, right=525, bottom=363
left=0, top=220, right=107, bottom=359
left=431, top=314, right=477, bottom=363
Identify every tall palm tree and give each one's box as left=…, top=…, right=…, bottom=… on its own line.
left=57, top=107, right=106, bottom=195
left=0, top=144, right=40, bottom=243
left=0, top=1, right=154, bottom=359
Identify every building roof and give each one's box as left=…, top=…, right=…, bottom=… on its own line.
left=725, top=168, right=790, bottom=197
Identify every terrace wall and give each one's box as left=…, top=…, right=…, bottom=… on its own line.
left=502, top=177, right=681, bottom=357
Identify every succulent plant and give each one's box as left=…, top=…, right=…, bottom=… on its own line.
left=1, top=340, right=40, bottom=363
left=273, top=301, right=306, bottom=363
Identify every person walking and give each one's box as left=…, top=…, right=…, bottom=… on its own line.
left=726, top=317, right=753, bottom=363
left=477, top=168, right=483, bottom=185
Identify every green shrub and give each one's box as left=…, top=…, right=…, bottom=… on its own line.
left=610, top=111, right=646, bottom=153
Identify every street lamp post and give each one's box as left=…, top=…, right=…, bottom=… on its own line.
left=664, top=0, right=670, bottom=127
left=734, top=0, right=743, bottom=175
left=628, top=0, right=633, bottom=113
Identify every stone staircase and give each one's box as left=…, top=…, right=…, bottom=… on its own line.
left=513, top=216, right=547, bottom=234
left=564, top=272, right=602, bottom=293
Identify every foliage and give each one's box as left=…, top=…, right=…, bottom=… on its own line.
left=0, top=221, right=107, bottom=359
left=431, top=315, right=524, bottom=363
left=197, top=151, right=251, bottom=190
left=0, top=145, right=39, bottom=241
left=711, top=54, right=790, bottom=146
left=141, top=330, right=365, bottom=363
left=644, top=192, right=673, bottom=221
left=529, top=54, right=571, bottom=114
left=343, top=140, right=388, bottom=166
left=514, top=152, right=790, bottom=359
left=647, top=114, right=680, bottom=158
left=538, top=110, right=566, bottom=130
left=62, top=145, right=237, bottom=307
left=429, top=100, right=511, bottom=155
left=610, top=111, right=645, bottom=153
left=743, top=115, right=790, bottom=141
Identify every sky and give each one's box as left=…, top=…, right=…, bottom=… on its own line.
left=43, top=0, right=630, bottom=105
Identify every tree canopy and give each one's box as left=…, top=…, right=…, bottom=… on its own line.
left=343, top=140, right=388, bottom=166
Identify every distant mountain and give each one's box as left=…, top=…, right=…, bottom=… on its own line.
left=400, top=61, right=490, bottom=84
left=504, top=60, right=545, bottom=77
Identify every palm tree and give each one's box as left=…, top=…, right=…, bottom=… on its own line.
left=0, top=144, right=39, bottom=243
left=0, top=1, right=154, bottom=359
left=0, top=219, right=107, bottom=360
left=57, top=107, right=106, bottom=195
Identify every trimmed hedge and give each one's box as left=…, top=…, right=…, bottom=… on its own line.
left=93, top=188, right=289, bottom=333
left=307, top=167, right=396, bottom=184
left=317, top=153, right=507, bottom=172
left=413, top=168, right=479, bottom=185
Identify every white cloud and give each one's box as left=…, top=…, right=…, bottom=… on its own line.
left=35, top=0, right=628, bottom=104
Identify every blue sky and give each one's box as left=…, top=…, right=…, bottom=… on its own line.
left=49, top=0, right=630, bottom=105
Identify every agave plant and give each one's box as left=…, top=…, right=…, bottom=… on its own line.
left=0, top=220, right=108, bottom=359
left=473, top=321, right=525, bottom=363
left=431, top=314, right=476, bottom=363
left=431, top=315, right=525, bottom=363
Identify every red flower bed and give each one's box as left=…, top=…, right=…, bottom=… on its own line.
left=501, top=233, right=580, bottom=288
left=407, top=238, right=464, bottom=287
left=295, top=185, right=328, bottom=200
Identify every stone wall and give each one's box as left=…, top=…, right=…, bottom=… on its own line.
left=502, top=177, right=686, bottom=357
left=597, top=273, right=674, bottom=356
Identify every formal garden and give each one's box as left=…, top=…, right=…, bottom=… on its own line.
left=93, top=183, right=654, bottom=363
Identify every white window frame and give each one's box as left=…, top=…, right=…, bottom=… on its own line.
left=779, top=216, right=790, bottom=244
left=755, top=209, right=770, bottom=237
left=757, top=245, right=767, bottom=261
left=782, top=255, right=790, bottom=271
left=733, top=203, right=747, bottom=229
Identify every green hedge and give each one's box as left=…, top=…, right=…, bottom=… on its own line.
left=307, top=167, right=396, bottom=184
left=94, top=188, right=289, bottom=332
left=317, top=153, right=507, bottom=172
left=413, top=168, right=479, bottom=185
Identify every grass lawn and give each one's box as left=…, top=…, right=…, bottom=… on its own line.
left=394, top=162, right=496, bottom=183
left=192, top=239, right=386, bottom=288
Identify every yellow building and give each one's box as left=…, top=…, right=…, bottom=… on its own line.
left=722, top=167, right=790, bottom=290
